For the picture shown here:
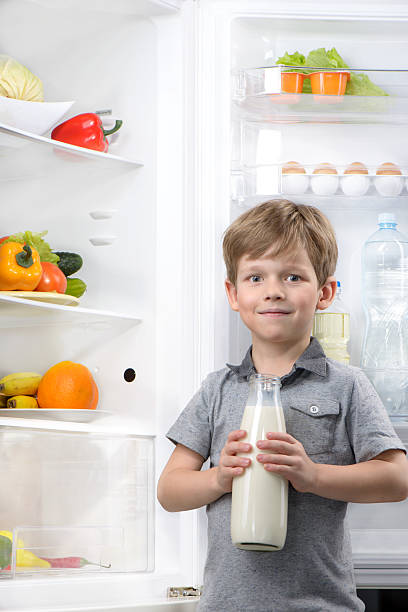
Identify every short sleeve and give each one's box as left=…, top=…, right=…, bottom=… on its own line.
left=166, top=375, right=213, bottom=461
left=346, top=368, right=406, bottom=463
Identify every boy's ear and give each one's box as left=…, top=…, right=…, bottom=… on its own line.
left=225, top=279, right=239, bottom=312
left=316, top=276, right=337, bottom=311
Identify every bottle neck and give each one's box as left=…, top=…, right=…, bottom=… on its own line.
left=249, top=374, right=282, bottom=408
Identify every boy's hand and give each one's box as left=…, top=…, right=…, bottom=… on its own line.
left=216, top=430, right=252, bottom=493
left=256, top=432, right=318, bottom=493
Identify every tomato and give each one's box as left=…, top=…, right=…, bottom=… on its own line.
left=34, top=262, right=67, bottom=294
left=0, top=236, right=9, bottom=245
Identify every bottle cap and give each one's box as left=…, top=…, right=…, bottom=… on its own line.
left=378, top=212, right=396, bottom=225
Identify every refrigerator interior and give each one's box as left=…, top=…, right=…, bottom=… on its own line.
left=0, top=0, right=203, bottom=609
left=216, top=4, right=408, bottom=589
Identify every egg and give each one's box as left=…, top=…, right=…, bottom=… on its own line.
left=310, top=163, right=339, bottom=196
left=341, top=161, right=370, bottom=196
left=281, top=161, right=309, bottom=195
left=374, top=162, right=403, bottom=196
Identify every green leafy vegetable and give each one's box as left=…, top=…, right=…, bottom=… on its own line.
left=276, top=47, right=388, bottom=96
left=4, top=231, right=59, bottom=265
left=276, top=51, right=307, bottom=71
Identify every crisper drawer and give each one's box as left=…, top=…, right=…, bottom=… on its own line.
left=0, top=428, right=154, bottom=578
left=349, top=496, right=408, bottom=569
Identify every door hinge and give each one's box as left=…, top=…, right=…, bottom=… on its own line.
left=167, top=585, right=202, bottom=599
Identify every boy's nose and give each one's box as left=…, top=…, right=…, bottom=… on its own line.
left=263, top=281, right=285, bottom=300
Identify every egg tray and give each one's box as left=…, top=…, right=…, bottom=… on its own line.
left=280, top=166, right=408, bottom=197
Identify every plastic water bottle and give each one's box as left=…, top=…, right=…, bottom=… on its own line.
left=361, top=212, right=408, bottom=420
left=313, top=281, right=350, bottom=364
left=231, top=374, right=288, bottom=551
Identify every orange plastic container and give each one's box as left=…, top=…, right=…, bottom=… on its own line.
left=281, top=71, right=305, bottom=93
left=309, top=71, right=350, bottom=95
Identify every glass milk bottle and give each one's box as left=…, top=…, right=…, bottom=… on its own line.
left=231, top=374, right=288, bottom=551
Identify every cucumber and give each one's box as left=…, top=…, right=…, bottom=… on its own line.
left=54, top=251, right=83, bottom=277
left=65, top=278, right=87, bottom=298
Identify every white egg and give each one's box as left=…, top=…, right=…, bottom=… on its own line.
left=374, top=176, right=403, bottom=196
left=310, top=174, right=339, bottom=196
left=341, top=174, right=370, bottom=197
left=281, top=174, right=309, bottom=195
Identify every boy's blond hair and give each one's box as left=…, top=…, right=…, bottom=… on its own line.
left=223, top=199, right=338, bottom=287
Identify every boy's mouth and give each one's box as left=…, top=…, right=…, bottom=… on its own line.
left=258, top=309, right=291, bottom=317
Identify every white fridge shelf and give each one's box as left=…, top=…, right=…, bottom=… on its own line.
left=233, top=66, right=408, bottom=125
left=231, top=162, right=408, bottom=201
left=0, top=123, right=143, bottom=182
left=0, top=293, right=141, bottom=329
left=26, top=0, right=182, bottom=15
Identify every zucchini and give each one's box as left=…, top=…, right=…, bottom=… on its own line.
left=65, top=278, right=87, bottom=298
left=54, top=251, right=83, bottom=277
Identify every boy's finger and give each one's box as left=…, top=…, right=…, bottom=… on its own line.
left=222, top=455, right=251, bottom=468
left=227, top=429, right=247, bottom=441
left=226, top=441, right=251, bottom=455
left=256, top=440, right=294, bottom=454
left=265, top=431, right=297, bottom=444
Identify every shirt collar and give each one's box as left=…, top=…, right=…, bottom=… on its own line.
left=226, top=337, right=327, bottom=380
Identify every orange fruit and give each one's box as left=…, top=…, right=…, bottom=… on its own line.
left=37, top=361, right=98, bottom=410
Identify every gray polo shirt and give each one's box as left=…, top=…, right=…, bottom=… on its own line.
left=167, top=338, right=406, bottom=612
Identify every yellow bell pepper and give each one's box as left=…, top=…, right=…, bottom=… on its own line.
left=0, top=530, right=51, bottom=568
left=0, top=242, right=42, bottom=291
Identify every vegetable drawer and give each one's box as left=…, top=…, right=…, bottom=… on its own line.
left=0, top=428, right=154, bottom=577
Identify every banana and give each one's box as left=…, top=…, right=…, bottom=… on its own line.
left=0, top=372, right=42, bottom=397
left=0, top=395, right=7, bottom=407
left=7, top=395, right=38, bottom=409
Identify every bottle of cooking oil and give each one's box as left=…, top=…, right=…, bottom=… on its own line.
left=313, top=281, right=350, bottom=364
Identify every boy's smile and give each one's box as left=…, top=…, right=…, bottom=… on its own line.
left=225, top=247, right=335, bottom=352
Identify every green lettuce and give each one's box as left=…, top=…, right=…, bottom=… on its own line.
left=5, top=231, right=59, bottom=264
left=276, top=47, right=388, bottom=96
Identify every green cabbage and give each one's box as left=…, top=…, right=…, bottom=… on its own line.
left=0, top=55, right=43, bottom=102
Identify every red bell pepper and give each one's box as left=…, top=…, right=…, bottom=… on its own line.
left=51, top=113, right=123, bottom=153
left=41, top=556, right=111, bottom=568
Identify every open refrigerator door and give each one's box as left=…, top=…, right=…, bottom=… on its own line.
left=0, top=0, right=205, bottom=610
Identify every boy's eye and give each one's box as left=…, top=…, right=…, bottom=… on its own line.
left=249, top=275, right=262, bottom=283
left=286, top=274, right=301, bottom=282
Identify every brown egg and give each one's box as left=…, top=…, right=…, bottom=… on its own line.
left=375, top=162, right=403, bottom=196
left=376, top=162, right=402, bottom=176
left=311, top=163, right=339, bottom=196
left=344, top=162, right=369, bottom=175
left=341, top=162, right=370, bottom=196
left=282, top=161, right=306, bottom=174
left=312, top=162, right=338, bottom=175
left=281, top=161, right=309, bottom=194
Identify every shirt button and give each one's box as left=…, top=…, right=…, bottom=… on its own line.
left=310, top=405, right=319, bottom=414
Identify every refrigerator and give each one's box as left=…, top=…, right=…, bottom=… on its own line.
left=0, top=0, right=408, bottom=609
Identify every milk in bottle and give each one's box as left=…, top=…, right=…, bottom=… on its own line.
left=231, top=374, right=288, bottom=551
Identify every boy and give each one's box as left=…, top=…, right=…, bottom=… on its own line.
left=158, top=199, right=408, bottom=612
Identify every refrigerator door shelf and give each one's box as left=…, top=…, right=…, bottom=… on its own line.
left=25, top=0, right=183, bottom=16
left=0, top=408, right=111, bottom=423
left=0, top=124, right=143, bottom=184
left=0, top=293, right=141, bottom=329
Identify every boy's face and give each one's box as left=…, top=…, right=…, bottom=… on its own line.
left=225, top=247, right=335, bottom=348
